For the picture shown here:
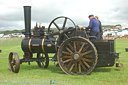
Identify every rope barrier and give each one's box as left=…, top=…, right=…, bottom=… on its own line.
left=0, top=80, right=67, bottom=85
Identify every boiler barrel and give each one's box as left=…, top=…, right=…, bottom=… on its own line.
left=21, top=37, right=57, bottom=53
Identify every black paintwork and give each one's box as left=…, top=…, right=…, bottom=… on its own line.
left=23, top=6, right=31, bottom=38
left=21, top=6, right=119, bottom=67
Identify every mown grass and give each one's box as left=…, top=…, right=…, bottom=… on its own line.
left=0, top=38, right=128, bottom=85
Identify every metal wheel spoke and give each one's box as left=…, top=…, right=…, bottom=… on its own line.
left=53, top=22, right=60, bottom=31
left=79, top=63, right=81, bottom=73
left=78, top=43, right=85, bottom=53
left=63, top=59, right=71, bottom=63
left=69, top=64, right=75, bottom=71
left=81, top=50, right=93, bottom=56
left=68, top=43, right=74, bottom=51
left=62, top=18, right=67, bottom=29
left=79, top=61, right=87, bottom=71
left=82, top=46, right=89, bottom=53
left=62, top=51, right=71, bottom=55
left=82, top=59, right=90, bottom=68
left=66, top=47, right=73, bottom=54
left=64, top=33, right=69, bottom=39
left=63, top=56, right=72, bottom=58
left=75, top=63, right=77, bottom=73
left=73, top=42, right=77, bottom=52
left=67, top=62, right=72, bottom=68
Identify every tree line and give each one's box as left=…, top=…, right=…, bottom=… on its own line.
left=0, top=29, right=25, bottom=35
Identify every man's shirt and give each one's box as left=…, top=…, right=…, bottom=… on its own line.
left=86, top=18, right=100, bottom=32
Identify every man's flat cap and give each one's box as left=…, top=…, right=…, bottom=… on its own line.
left=88, top=14, right=94, bottom=18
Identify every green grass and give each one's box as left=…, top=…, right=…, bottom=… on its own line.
left=0, top=38, right=128, bottom=85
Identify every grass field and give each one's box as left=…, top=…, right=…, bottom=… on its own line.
left=0, top=38, right=128, bottom=85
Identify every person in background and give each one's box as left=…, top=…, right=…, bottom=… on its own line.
left=95, top=16, right=103, bottom=40
left=83, top=15, right=100, bottom=40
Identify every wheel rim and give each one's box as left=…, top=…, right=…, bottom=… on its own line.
left=37, top=53, right=49, bottom=68
left=8, top=52, right=20, bottom=73
left=57, top=37, right=98, bottom=75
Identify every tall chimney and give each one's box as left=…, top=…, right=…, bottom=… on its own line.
left=23, top=6, right=31, bottom=38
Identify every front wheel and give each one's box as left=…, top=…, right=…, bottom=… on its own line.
left=8, top=52, right=20, bottom=73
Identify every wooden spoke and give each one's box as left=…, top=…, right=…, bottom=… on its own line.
left=82, top=58, right=92, bottom=63
left=53, top=22, right=60, bottom=31
left=81, top=50, right=93, bottom=56
left=62, top=51, right=71, bottom=55
left=82, top=46, right=89, bottom=52
left=79, top=61, right=87, bottom=71
left=83, top=55, right=93, bottom=58
left=83, top=62, right=90, bottom=68
left=69, top=64, right=75, bottom=71
left=78, top=43, right=85, bottom=53
left=63, top=59, right=71, bottom=63
left=79, top=63, right=81, bottom=73
left=73, top=42, right=77, bottom=52
left=67, top=62, right=72, bottom=68
left=63, top=56, right=72, bottom=59
left=75, top=63, right=77, bottom=73
left=82, top=59, right=90, bottom=68
left=68, top=43, right=74, bottom=51
left=77, top=41, right=81, bottom=50
left=66, top=47, right=73, bottom=54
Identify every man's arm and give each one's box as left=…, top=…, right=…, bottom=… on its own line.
left=86, top=20, right=93, bottom=31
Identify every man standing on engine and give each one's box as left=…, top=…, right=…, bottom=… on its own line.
left=83, top=15, right=101, bottom=40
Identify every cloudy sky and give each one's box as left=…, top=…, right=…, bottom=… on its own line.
left=0, top=0, right=127, bottom=31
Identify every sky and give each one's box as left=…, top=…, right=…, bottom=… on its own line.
left=0, top=0, right=128, bottom=31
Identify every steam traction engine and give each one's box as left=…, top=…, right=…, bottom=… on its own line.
left=8, top=6, right=122, bottom=75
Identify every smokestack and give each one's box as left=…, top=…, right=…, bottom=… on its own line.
left=23, top=6, right=31, bottom=38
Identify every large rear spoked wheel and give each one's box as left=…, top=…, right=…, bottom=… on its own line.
left=57, top=37, right=98, bottom=75
left=8, top=52, right=20, bottom=73
left=37, top=53, right=49, bottom=68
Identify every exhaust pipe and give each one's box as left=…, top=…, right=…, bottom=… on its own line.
left=23, top=6, right=31, bottom=38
